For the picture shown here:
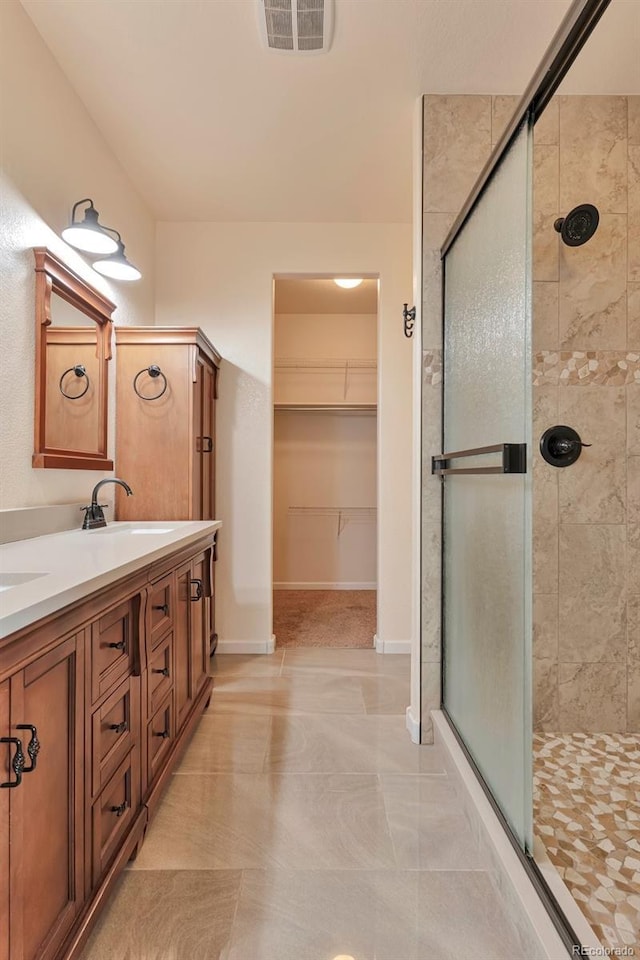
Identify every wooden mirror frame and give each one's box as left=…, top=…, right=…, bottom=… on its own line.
left=33, top=247, right=115, bottom=470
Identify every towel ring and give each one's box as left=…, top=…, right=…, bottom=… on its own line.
left=133, top=364, right=168, bottom=401
left=59, top=364, right=89, bottom=399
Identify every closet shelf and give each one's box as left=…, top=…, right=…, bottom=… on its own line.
left=288, top=506, right=376, bottom=537
left=274, top=358, right=376, bottom=371
left=275, top=358, right=377, bottom=404
left=274, top=403, right=376, bottom=413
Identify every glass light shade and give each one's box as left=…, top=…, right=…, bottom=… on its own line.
left=62, top=202, right=119, bottom=254
left=334, top=278, right=363, bottom=289
left=93, top=257, right=141, bottom=282
left=61, top=224, right=119, bottom=255
left=93, top=241, right=141, bottom=282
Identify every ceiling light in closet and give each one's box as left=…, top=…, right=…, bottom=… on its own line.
left=334, top=279, right=363, bottom=289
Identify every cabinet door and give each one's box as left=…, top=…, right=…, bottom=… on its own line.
left=192, top=351, right=204, bottom=519
left=201, top=359, right=216, bottom=521
left=115, top=342, right=192, bottom=521
left=174, top=561, right=194, bottom=730
left=10, top=634, right=84, bottom=960
left=0, top=680, right=9, bottom=960
left=175, top=553, right=211, bottom=732
left=190, top=551, right=210, bottom=697
left=209, top=533, right=218, bottom=656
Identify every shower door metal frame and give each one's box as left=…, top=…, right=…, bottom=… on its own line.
left=441, top=0, right=611, bottom=259
left=433, top=0, right=612, bottom=954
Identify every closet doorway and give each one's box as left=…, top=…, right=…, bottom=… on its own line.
left=272, top=277, right=378, bottom=649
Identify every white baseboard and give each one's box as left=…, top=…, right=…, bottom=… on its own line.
left=216, top=635, right=276, bottom=655
left=405, top=706, right=420, bottom=743
left=273, top=582, right=376, bottom=590
left=432, top=711, right=571, bottom=960
left=374, top=633, right=411, bottom=655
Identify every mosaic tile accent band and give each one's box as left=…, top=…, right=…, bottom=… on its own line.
left=534, top=733, right=640, bottom=951
left=534, top=351, right=640, bottom=386
left=422, top=349, right=442, bottom=386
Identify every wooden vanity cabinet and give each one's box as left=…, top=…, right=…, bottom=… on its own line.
left=1, top=633, right=85, bottom=960
left=0, top=534, right=215, bottom=960
left=115, top=327, right=220, bottom=656
left=86, top=591, right=143, bottom=895
left=0, top=680, right=10, bottom=960
left=114, top=327, right=220, bottom=522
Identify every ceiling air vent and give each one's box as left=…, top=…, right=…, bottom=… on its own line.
left=258, top=0, right=334, bottom=54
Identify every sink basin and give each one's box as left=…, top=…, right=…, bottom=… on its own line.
left=87, top=523, right=175, bottom=535
left=0, top=572, right=48, bottom=592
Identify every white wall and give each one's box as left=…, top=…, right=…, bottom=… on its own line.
left=155, top=222, right=413, bottom=654
left=0, top=0, right=155, bottom=510
left=274, top=412, right=377, bottom=588
left=274, top=311, right=377, bottom=589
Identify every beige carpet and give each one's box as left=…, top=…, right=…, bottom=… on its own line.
left=273, top=590, right=376, bottom=648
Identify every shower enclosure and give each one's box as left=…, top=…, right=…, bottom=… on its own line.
left=439, top=117, right=533, bottom=850
left=420, top=0, right=638, bottom=952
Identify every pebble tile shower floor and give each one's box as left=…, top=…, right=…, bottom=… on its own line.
left=79, top=650, right=539, bottom=960
left=534, top=733, right=640, bottom=952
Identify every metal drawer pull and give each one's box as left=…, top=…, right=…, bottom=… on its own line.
left=0, top=737, right=25, bottom=789
left=111, top=801, right=129, bottom=817
left=432, top=443, right=526, bottom=476
left=190, top=578, right=203, bottom=602
left=153, top=667, right=170, bottom=677
left=154, top=729, right=170, bottom=739
left=109, top=721, right=128, bottom=735
left=108, top=640, right=126, bottom=650
left=16, top=724, right=40, bottom=772
left=153, top=603, right=169, bottom=615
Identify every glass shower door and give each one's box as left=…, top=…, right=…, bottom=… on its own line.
left=441, top=118, right=533, bottom=850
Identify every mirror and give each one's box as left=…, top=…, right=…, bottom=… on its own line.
left=33, top=248, right=114, bottom=470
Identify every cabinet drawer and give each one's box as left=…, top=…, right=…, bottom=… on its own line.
left=149, top=574, right=174, bottom=647
left=147, top=693, right=174, bottom=785
left=91, top=675, right=139, bottom=797
left=91, top=598, right=137, bottom=703
left=92, top=748, right=140, bottom=885
left=148, top=632, right=173, bottom=716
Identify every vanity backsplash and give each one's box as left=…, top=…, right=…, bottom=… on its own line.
left=0, top=502, right=86, bottom=544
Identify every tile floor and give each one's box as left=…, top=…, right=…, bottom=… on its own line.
left=534, top=733, right=640, bottom=952
left=81, top=650, right=539, bottom=960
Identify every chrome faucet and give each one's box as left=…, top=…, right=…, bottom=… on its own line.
left=81, top=478, right=133, bottom=530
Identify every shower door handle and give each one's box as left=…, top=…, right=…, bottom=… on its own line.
left=432, top=443, right=526, bottom=476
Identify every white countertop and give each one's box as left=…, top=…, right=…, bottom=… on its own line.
left=0, top=520, right=221, bottom=640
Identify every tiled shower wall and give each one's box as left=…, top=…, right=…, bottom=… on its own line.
left=532, top=95, right=640, bottom=734
left=421, top=95, right=640, bottom=742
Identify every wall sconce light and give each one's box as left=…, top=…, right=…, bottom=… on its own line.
left=61, top=199, right=119, bottom=255
left=334, top=278, right=363, bottom=289
left=92, top=229, right=141, bottom=282
left=62, top=199, right=141, bottom=281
